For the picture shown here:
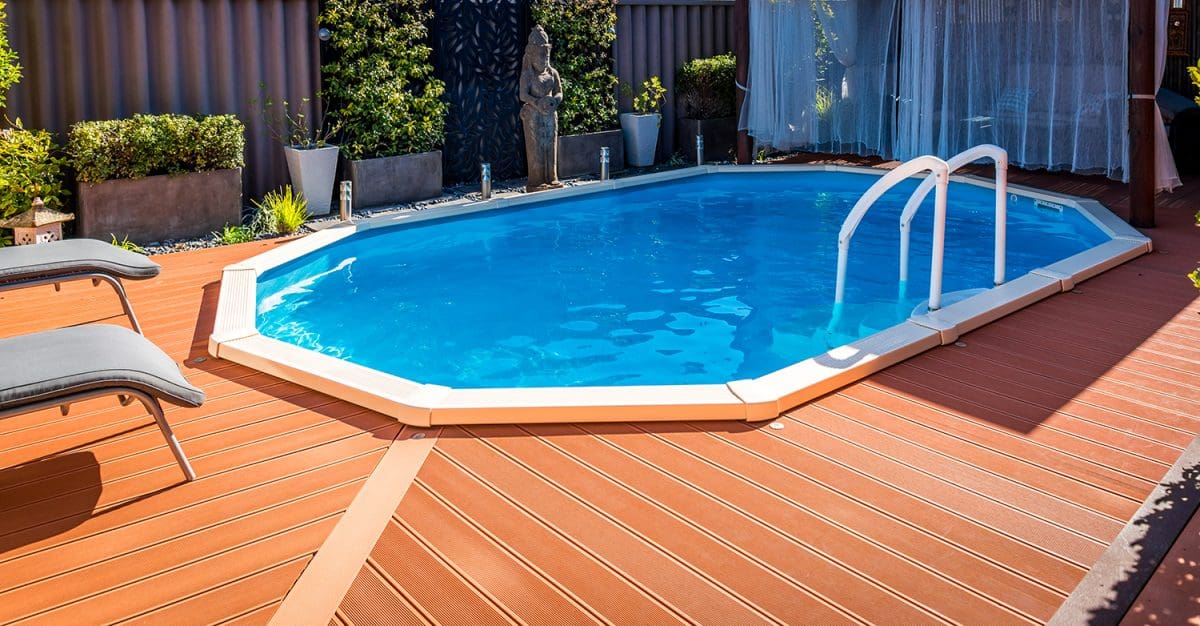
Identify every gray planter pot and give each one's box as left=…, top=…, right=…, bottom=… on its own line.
left=346, top=150, right=443, bottom=210
left=677, top=117, right=738, bottom=162
left=284, top=145, right=339, bottom=215
left=619, top=113, right=662, bottom=167
left=77, top=168, right=242, bottom=243
left=558, top=130, right=625, bottom=179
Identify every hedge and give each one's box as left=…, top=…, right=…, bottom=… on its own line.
left=67, top=114, right=245, bottom=183
left=0, top=121, right=66, bottom=219
left=532, top=0, right=618, bottom=135
left=676, top=53, right=737, bottom=120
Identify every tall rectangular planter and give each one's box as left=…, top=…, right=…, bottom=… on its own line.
left=77, top=168, right=242, bottom=243
left=677, top=117, right=738, bottom=162
left=558, top=130, right=625, bottom=179
left=346, top=150, right=443, bottom=210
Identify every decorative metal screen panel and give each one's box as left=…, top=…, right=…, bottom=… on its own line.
left=433, top=0, right=532, bottom=183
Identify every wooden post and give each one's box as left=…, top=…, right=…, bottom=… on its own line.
left=734, top=0, right=751, bottom=164
left=1128, top=0, right=1157, bottom=228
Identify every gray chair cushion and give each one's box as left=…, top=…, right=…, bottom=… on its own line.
left=0, top=325, right=205, bottom=410
left=0, top=239, right=160, bottom=284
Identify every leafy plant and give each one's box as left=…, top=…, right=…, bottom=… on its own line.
left=1191, top=208, right=1199, bottom=289
left=110, top=234, right=146, bottom=255
left=213, top=223, right=255, bottom=245
left=0, top=1, right=19, bottom=107
left=252, top=185, right=310, bottom=236
left=531, top=0, right=618, bottom=135
left=0, top=120, right=67, bottom=219
left=319, top=0, right=447, bottom=160
left=1189, top=59, right=1200, bottom=106
left=676, top=54, right=737, bottom=120
left=625, top=76, right=666, bottom=115
left=253, top=83, right=338, bottom=149
left=68, top=114, right=245, bottom=183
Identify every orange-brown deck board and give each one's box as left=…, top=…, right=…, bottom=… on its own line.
left=0, top=166, right=1197, bottom=624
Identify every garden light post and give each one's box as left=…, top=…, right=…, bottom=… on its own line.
left=339, top=181, right=352, bottom=222
left=600, top=147, right=610, bottom=181
left=696, top=133, right=704, bottom=166
left=481, top=163, right=492, bottom=200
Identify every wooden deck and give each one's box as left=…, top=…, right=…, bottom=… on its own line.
left=1, top=165, right=1198, bottom=624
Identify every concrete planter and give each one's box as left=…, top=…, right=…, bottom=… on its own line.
left=677, top=117, right=738, bottom=163
left=346, top=150, right=443, bottom=210
left=284, top=145, right=339, bottom=215
left=619, top=113, right=662, bottom=167
left=558, top=130, right=625, bottom=179
left=77, top=168, right=242, bottom=242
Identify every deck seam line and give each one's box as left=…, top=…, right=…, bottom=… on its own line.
left=869, top=373, right=1163, bottom=485
left=0, top=425, right=387, bottom=566
left=520, top=425, right=909, bottom=624
left=463, top=427, right=793, bottom=626
left=269, top=426, right=438, bottom=626
left=748, top=420, right=1096, bottom=571
left=885, top=362, right=1180, bottom=468
left=567, top=423, right=1034, bottom=624
left=412, top=479, right=615, bottom=626
left=392, top=514, right=522, bottom=626
left=854, top=381, right=1147, bottom=503
left=799, top=405, right=1111, bottom=547
left=1050, top=436, right=1200, bottom=625
left=0, top=411, right=387, bottom=540
left=822, top=396, right=1129, bottom=526
left=427, top=445, right=697, bottom=625
left=667, top=422, right=1077, bottom=595
left=362, top=557, right=439, bottom=625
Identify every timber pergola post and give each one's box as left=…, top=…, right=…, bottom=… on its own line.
left=734, top=0, right=751, bottom=164
left=1129, top=0, right=1157, bottom=228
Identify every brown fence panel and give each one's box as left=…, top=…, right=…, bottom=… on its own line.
left=616, top=0, right=734, bottom=160
left=5, top=0, right=322, bottom=203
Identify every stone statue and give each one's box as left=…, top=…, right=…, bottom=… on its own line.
left=519, top=25, right=564, bottom=192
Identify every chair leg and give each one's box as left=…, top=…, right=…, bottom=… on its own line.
left=95, top=275, right=144, bottom=335
left=142, top=395, right=197, bottom=482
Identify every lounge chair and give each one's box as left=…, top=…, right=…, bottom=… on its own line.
left=0, top=239, right=161, bottom=333
left=0, top=325, right=204, bottom=481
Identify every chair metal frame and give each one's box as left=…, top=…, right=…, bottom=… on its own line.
left=0, top=273, right=144, bottom=333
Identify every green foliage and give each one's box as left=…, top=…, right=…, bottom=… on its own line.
left=1189, top=59, right=1200, bottom=106
left=213, top=224, right=255, bottom=245
left=252, top=185, right=310, bottom=236
left=676, top=54, right=737, bottom=119
left=0, top=1, right=19, bottom=108
left=110, top=234, right=146, bottom=255
left=320, top=0, right=446, bottom=160
left=1192, top=208, right=1200, bottom=289
left=68, top=114, right=245, bottom=183
left=625, top=76, right=666, bottom=115
left=0, top=120, right=67, bottom=219
left=254, top=83, right=338, bottom=148
left=531, top=0, right=618, bottom=135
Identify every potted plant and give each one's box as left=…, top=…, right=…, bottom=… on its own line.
left=532, top=0, right=625, bottom=178
left=620, top=76, right=666, bottom=167
left=320, top=0, right=447, bottom=209
left=67, top=113, right=245, bottom=242
left=257, top=86, right=339, bottom=215
left=676, top=53, right=738, bottom=162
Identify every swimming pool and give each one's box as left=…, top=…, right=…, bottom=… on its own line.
left=210, top=165, right=1151, bottom=425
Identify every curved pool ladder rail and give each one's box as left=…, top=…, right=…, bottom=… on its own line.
left=834, top=155, right=951, bottom=321
left=899, top=144, right=1009, bottom=289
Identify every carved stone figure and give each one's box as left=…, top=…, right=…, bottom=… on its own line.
left=519, top=25, right=564, bottom=192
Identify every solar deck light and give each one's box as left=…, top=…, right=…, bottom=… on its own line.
left=481, top=163, right=492, bottom=200
left=696, top=133, right=704, bottom=166
left=318, top=27, right=332, bottom=42
left=600, top=146, right=610, bottom=181
left=339, top=181, right=352, bottom=222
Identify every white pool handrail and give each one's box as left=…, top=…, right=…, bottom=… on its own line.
left=899, top=144, right=1009, bottom=288
left=835, top=155, right=951, bottom=312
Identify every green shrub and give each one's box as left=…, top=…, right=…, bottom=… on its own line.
left=320, top=0, right=446, bottom=160
left=67, top=114, right=245, bottom=183
left=110, top=234, right=146, bottom=255
left=0, top=1, right=20, bottom=107
left=213, top=224, right=255, bottom=245
left=531, top=0, right=618, bottom=135
left=676, top=53, right=737, bottom=119
left=625, top=76, right=666, bottom=115
left=251, top=185, right=310, bottom=236
left=0, top=120, right=66, bottom=219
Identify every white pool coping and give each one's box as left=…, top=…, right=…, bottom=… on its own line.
left=208, top=164, right=1152, bottom=426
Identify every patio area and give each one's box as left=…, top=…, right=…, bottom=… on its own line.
left=0, top=164, right=1196, bottom=624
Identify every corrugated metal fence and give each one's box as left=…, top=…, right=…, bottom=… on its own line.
left=615, top=0, right=735, bottom=159
left=6, top=0, right=322, bottom=200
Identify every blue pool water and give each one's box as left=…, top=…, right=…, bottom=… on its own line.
left=256, top=171, right=1109, bottom=388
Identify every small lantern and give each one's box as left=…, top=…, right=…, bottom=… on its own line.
left=0, top=198, right=75, bottom=245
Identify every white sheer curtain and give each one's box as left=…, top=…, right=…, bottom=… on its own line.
left=895, top=0, right=1131, bottom=179
left=740, top=0, right=898, bottom=156
left=1155, top=0, right=1182, bottom=192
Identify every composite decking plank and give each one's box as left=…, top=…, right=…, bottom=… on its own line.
left=336, top=563, right=432, bottom=626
